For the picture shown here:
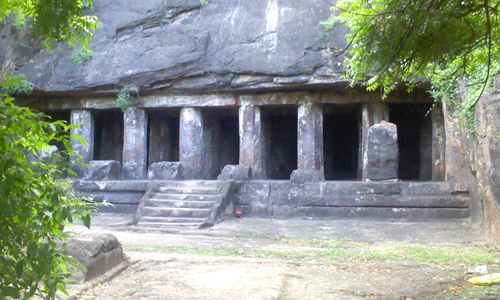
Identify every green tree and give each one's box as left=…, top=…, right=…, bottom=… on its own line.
left=0, top=1, right=99, bottom=299
left=323, top=0, right=500, bottom=122
left=0, top=77, right=96, bottom=299
left=1, top=0, right=98, bottom=49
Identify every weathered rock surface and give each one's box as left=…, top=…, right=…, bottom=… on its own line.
left=290, top=169, right=324, bottom=184
left=148, top=161, right=183, bottom=180
left=63, top=233, right=127, bottom=283
left=84, top=160, right=121, bottom=181
left=0, top=0, right=347, bottom=95
left=363, top=121, right=399, bottom=181
left=464, top=83, right=500, bottom=243
left=218, top=165, right=251, bottom=181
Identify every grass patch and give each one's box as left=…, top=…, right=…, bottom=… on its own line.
left=123, top=241, right=500, bottom=265
left=396, top=244, right=500, bottom=265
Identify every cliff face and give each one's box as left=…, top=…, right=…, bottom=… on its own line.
left=464, top=84, right=500, bottom=244
left=0, top=0, right=347, bottom=96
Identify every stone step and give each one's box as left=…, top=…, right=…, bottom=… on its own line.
left=285, top=182, right=469, bottom=197
left=157, top=187, right=221, bottom=195
left=150, top=193, right=219, bottom=201
left=155, top=180, right=225, bottom=189
left=271, top=206, right=470, bottom=220
left=140, top=216, right=206, bottom=224
left=143, top=207, right=212, bottom=218
left=137, top=222, right=201, bottom=228
left=285, top=195, right=469, bottom=208
left=399, top=182, right=469, bottom=196
left=145, top=199, right=216, bottom=209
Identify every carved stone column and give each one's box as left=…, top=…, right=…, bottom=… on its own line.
left=431, top=105, right=446, bottom=181
left=180, top=107, right=204, bottom=179
left=70, top=110, right=94, bottom=177
left=122, top=107, right=147, bottom=179
left=297, top=102, right=324, bottom=172
left=442, top=102, right=468, bottom=183
left=239, top=104, right=265, bottom=179
left=360, top=103, right=389, bottom=180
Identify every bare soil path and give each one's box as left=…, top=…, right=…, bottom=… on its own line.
left=71, top=215, right=500, bottom=300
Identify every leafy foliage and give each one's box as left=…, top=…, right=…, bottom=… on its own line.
left=0, top=77, right=97, bottom=299
left=116, top=89, right=131, bottom=112
left=0, top=0, right=99, bottom=49
left=1, top=73, right=34, bottom=95
left=116, top=87, right=139, bottom=112
left=324, top=0, right=500, bottom=128
left=70, top=48, right=94, bottom=67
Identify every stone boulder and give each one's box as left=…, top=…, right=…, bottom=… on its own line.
left=84, top=160, right=121, bottom=181
left=218, top=165, right=252, bottom=181
left=62, top=233, right=128, bottom=283
left=148, top=162, right=183, bottom=180
left=290, top=169, right=324, bottom=184
left=363, top=121, right=399, bottom=181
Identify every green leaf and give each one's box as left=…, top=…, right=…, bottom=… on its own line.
left=15, top=261, right=25, bottom=276
left=74, top=134, right=88, bottom=147
left=51, top=194, right=59, bottom=207
left=82, top=213, right=91, bottom=229
left=57, top=283, right=69, bottom=295
left=63, top=139, right=73, bottom=152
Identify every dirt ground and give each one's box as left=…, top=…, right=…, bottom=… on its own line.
left=70, top=215, right=500, bottom=300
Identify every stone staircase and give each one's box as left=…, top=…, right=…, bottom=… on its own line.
left=134, top=181, right=233, bottom=229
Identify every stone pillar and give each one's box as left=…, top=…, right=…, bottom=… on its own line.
left=122, top=108, right=147, bottom=179
left=239, top=105, right=265, bottom=179
left=297, top=102, right=324, bottom=172
left=360, top=103, right=389, bottom=180
left=70, top=110, right=94, bottom=177
left=431, top=105, right=446, bottom=181
left=364, top=121, right=399, bottom=181
left=180, top=107, right=204, bottom=179
left=443, top=102, right=468, bottom=183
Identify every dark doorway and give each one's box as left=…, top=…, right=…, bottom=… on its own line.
left=203, top=108, right=239, bottom=179
left=323, top=104, right=360, bottom=180
left=147, top=109, right=180, bottom=167
left=389, top=104, right=433, bottom=181
left=94, top=110, right=124, bottom=162
left=219, top=115, right=239, bottom=169
left=262, top=106, right=298, bottom=180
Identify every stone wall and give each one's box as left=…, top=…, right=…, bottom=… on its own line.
left=232, top=181, right=469, bottom=220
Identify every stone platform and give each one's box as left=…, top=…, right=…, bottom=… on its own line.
left=75, top=180, right=469, bottom=222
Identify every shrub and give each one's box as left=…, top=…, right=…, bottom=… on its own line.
left=1, top=74, right=34, bottom=95
left=0, top=76, right=96, bottom=299
left=70, top=49, right=93, bottom=67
